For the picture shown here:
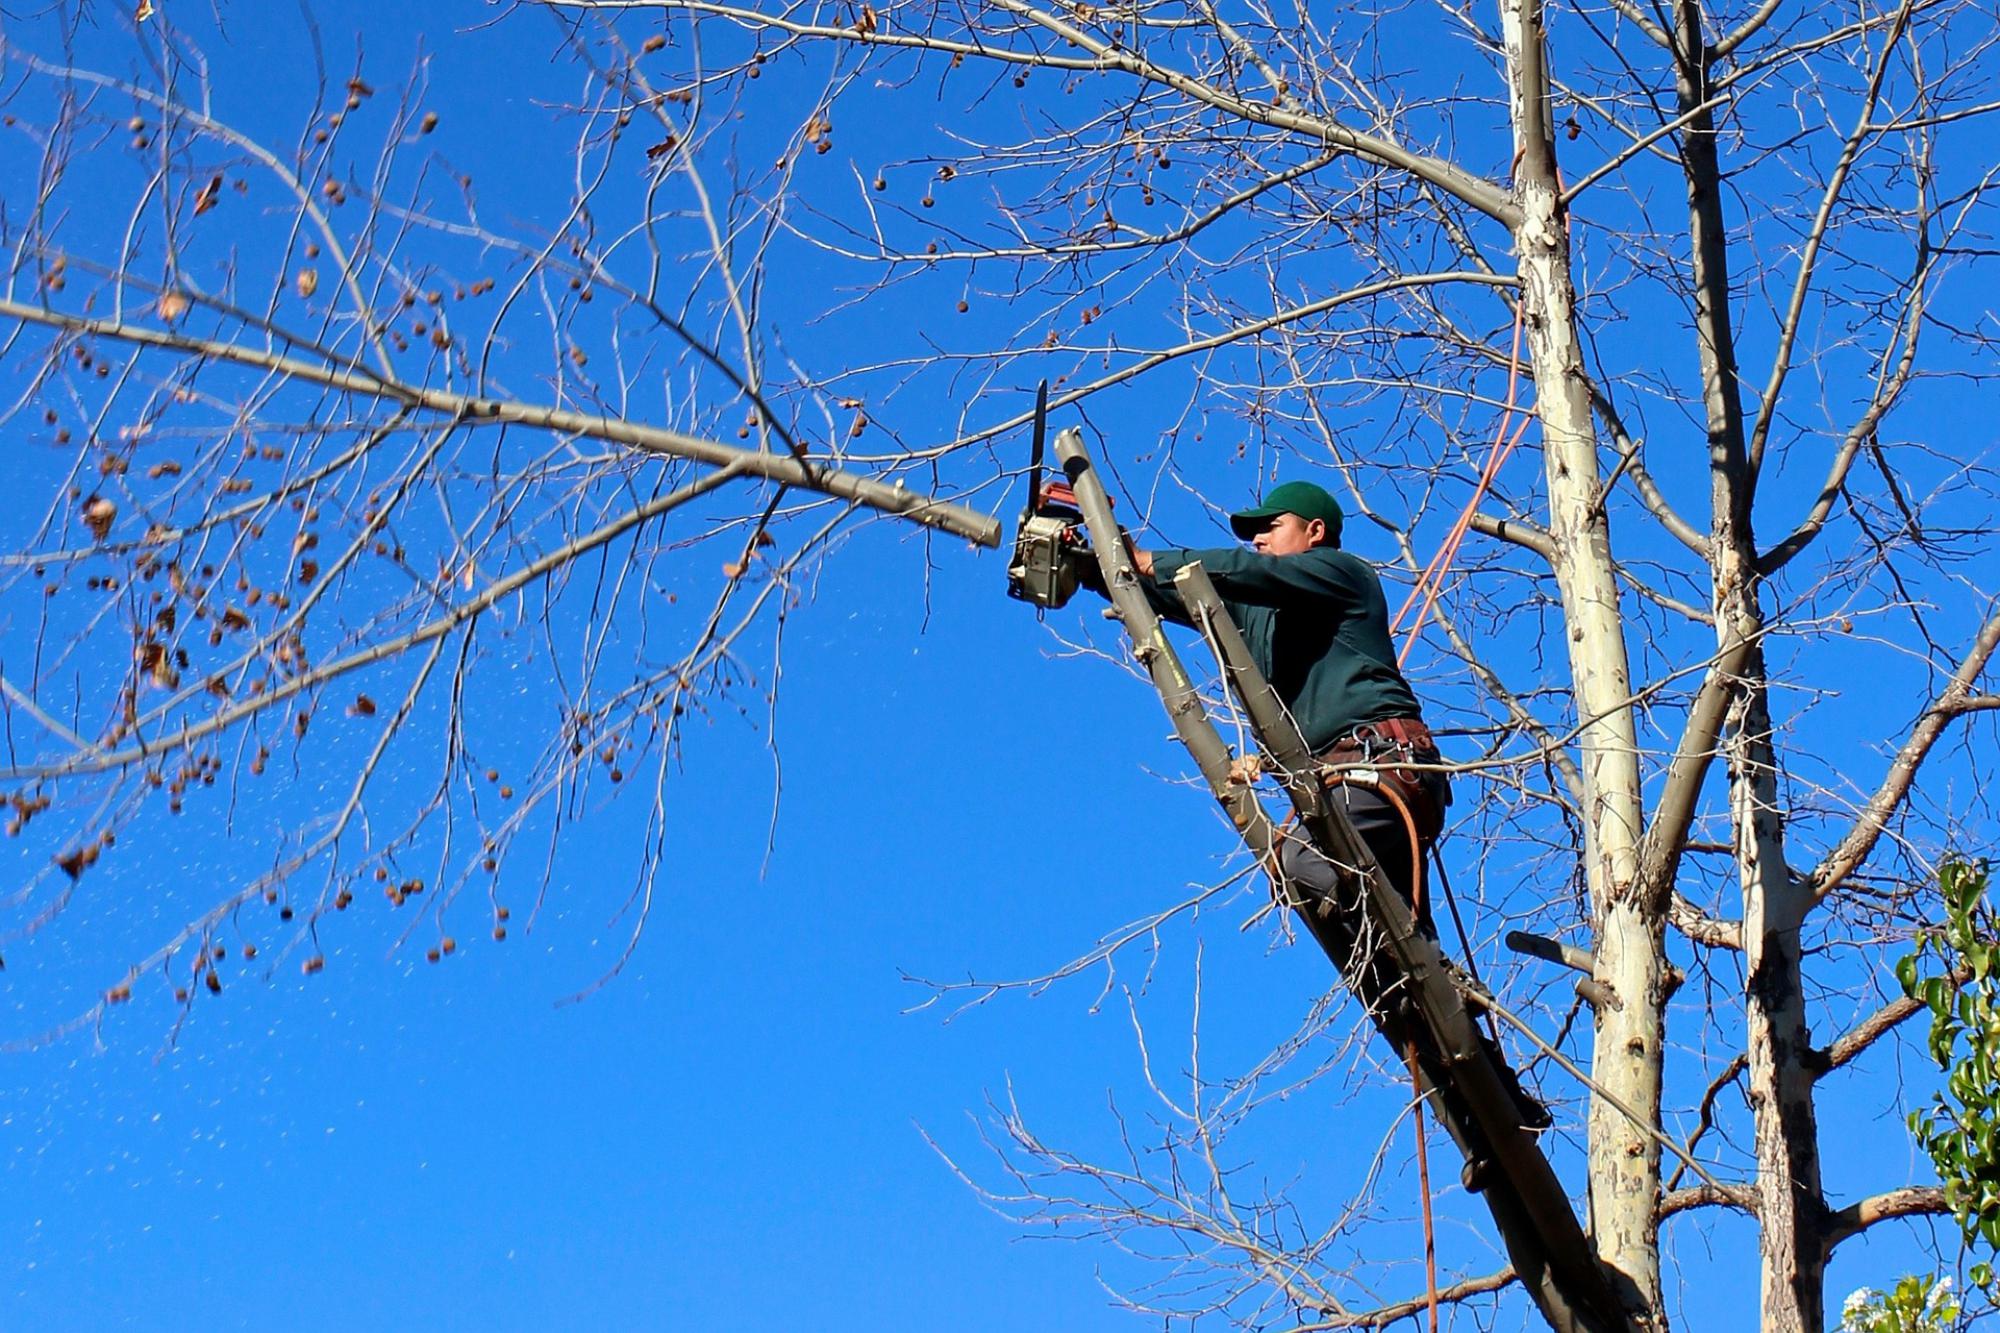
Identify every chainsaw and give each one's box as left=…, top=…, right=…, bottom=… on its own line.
left=1005, top=381, right=1094, bottom=610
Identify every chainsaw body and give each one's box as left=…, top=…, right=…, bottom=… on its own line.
left=1004, top=382, right=1109, bottom=610
left=1005, top=481, right=1089, bottom=609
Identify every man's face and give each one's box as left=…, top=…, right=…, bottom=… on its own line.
left=1251, top=512, right=1325, bottom=557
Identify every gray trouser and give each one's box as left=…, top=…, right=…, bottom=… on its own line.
left=1274, top=777, right=1437, bottom=938
left=1272, top=775, right=1550, bottom=1135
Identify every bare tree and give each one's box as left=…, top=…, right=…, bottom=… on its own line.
left=5, top=2, right=1999, bottom=1329
left=0, top=10, right=1000, bottom=1019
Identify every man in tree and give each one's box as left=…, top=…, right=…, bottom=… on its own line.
left=1105, top=480, right=1449, bottom=923
left=1100, top=480, right=1552, bottom=1146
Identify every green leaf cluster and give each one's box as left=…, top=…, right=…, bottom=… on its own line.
left=1898, top=858, right=2000, bottom=1289
left=1838, top=1274, right=1959, bottom=1333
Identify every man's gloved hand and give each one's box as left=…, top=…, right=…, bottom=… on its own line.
left=1228, top=753, right=1264, bottom=785
left=1124, top=533, right=1155, bottom=577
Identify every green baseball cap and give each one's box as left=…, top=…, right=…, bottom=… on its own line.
left=1229, top=480, right=1344, bottom=546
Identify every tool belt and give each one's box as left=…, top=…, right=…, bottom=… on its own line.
left=1318, top=716, right=1446, bottom=842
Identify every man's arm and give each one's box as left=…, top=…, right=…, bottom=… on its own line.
left=1148, top=546, right=1362, bottom=609
left=1079, top=542, right=1194, bottom=625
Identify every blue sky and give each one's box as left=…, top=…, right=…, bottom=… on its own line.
left=0, top=537, right=1154, bottom=1329
left=0, top=1, right=1987, bottom=1329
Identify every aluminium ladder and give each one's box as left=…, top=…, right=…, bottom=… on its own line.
left=1052, top=427, right=1640, bottom=1333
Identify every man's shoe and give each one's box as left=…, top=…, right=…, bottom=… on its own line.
left=1476, top=1029, right=1554, bottom=1132
left=1512, top=1083, right=1554, bottom=1133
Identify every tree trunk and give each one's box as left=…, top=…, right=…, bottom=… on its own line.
left=1671, top=5, right=1828, bottom=1324
left=1732, top=634, right=1826, bottom=1332
left=1501, top=2, right=1665, bottom=1323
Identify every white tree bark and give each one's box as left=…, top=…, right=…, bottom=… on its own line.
left=1501, top=1, right=1664, bottom=1322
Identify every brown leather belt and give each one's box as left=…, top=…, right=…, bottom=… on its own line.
left=1321, top=715, right=1438, bottom=760
left=1318, top=715, right=1445, bottom=841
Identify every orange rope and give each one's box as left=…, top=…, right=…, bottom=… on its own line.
left=1404, top=1038, right=1441, bottom=1333
left=1394, top=303, right=1531, bottom=668
left=1385, top=780, right=1438, bottom=1333
left=1366, top=774, right=1426, bottom=921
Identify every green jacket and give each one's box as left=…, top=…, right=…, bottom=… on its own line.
left=1143, top=545, right=1423, bottom=754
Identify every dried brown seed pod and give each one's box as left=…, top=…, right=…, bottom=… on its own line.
left=82, top=495, right=117, bottom=541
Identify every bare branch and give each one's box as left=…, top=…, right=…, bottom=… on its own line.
left=0, top=461, right=752, bottom=783
left=1665, top=1055, right=1747, bottom=1193
left=0, top=298, right=1001, bottom=547
left=1601, top=0, right=1672, bottom=49
left=1743, top=0, right=1917, bottom=478
left=1584, top=376, right=1707, bottom=554
left=1634, top=633, right=1756, bottom=915
left=1560, top=93, right=1732, bottom=205
left=1808, top=600, right=2000, bottom=903
left=1298, top=1268, right=1518, bottom=1330
left=1668, top=894, right=1742, bottom=950
left=1714, top=0, right=1789, bottom=59
left=937, top=272, right=1519, bottom=456
left=1810, top=988, right=1940, bottom=1077
left=1466, top=510, right=1554, bottom=558
left=1659, top=1183, right=1759, bottom=1220
left=1823, top=1187, right=1950, bottom=1250
left=554, top=0, right=1526, bottom=224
